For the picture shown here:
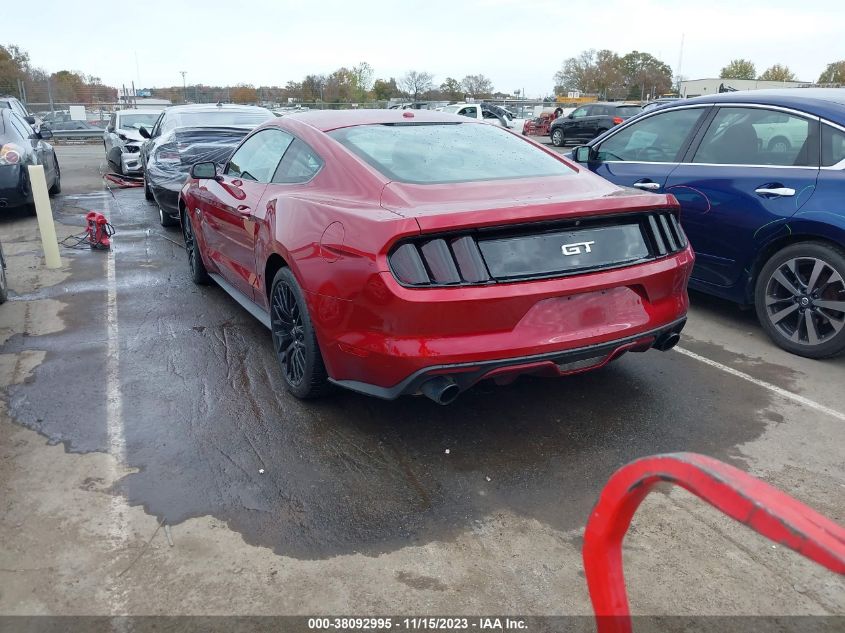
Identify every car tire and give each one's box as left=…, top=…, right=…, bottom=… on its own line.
left=143, top=172, right=154, bottom=201
left=270, top=267, right=330, bottom=399
left=159, top=206, right=178, bottom=228
left=551, top=128, right=565, bottom=147
left=181, top=210, right=210, bottom=285
left=768, top=136, right=791, bottom=153
left=755, top=241, right=845, bottom=359
left=48, top=157, right=61, bottom=195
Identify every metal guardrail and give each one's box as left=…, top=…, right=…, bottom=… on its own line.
left=47, top=129, right=105, bottom=140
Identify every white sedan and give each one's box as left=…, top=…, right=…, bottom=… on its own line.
left=103, top=109, right=163, bottom=175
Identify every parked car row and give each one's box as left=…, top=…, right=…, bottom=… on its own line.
left=122, top=88, right=845, bottom=407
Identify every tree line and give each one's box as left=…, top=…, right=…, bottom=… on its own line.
left=4, top=41, right=845, bottom=108
left=151, top=68, right=505, bottom=105
left=0, top=44, right=117, bottom=104
left=719, top=58, right=845, bottom=84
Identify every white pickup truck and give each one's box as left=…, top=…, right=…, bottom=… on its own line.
left=439, top=103, right=521, bottom=129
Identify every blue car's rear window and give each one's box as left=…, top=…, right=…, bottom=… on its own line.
left=329, top=122, right=574, bottom=184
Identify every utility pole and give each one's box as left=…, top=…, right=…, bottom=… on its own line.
left=47, top=77, right=54, bottom=116
left=180, top=71, right=187, bottom=104
left=676, top=33, right=685, bottom=95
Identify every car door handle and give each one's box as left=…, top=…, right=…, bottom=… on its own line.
left=236, top=205, right=252, bottom=217
left=633, top=181, right=661, bottom=191
left=755, top=187, right=795, bottom=197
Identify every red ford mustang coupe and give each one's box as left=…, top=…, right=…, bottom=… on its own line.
left=178, top=110, right=694, bottom=404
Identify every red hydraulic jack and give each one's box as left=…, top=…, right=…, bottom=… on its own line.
left=85, top=211, right=114, bottom=249
left=583, top=453, right=845, bottom=633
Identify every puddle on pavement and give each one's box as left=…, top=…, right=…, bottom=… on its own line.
left=4, top=189, right=773, bottom=560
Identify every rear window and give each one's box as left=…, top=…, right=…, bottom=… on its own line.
left=615, top=105, right=642, bottom=117
left=328, top=123, right=573, bottom=184
left=119, top=113, right=161, bottom=130
left=168, top=109, right=274, bottom=131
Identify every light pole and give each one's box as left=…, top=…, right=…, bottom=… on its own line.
left=180, top=71, right=187, bottom=103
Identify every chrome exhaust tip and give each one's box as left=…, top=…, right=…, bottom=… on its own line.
left=420, top=376, right=461, bottom=405
left=654, top=331, right=681, bottom=352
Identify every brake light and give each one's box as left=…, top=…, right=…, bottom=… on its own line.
left=612, top=117, right=624, bottom=125
left=389, top=236, right=491, bottom=286
left=0, top=143, right=22, bottom=165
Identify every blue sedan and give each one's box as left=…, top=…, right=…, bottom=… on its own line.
left=571, top=89, right=845, bottom=358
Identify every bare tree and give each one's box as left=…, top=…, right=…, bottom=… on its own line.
left=461, top=74, right=494, bottom=99
left=399, top=70, right=434, bottom=100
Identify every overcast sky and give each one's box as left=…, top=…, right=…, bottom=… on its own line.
left=8, top=0, right=844, bottom=96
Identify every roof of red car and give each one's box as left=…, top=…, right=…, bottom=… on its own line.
left=284, top=109, right=466, bottom=132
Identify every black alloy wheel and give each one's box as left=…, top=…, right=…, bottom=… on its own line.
left=270, top=268, right=329, bottom=398
left=182, top=211, right=209, bottom=285
left=755, top=242, right=845, bottom=358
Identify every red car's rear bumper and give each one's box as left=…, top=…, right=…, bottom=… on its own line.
left=310, top=246, right=694, bottom=399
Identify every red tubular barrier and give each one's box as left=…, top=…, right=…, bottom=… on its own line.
left=582, top=452, right=845, bottom=633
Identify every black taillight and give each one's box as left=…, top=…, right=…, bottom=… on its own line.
left=451, top=236, right=490, bottom=283
left=389, top=236, right=491, bottom=287
left=389, top=243, right=430, bottom=285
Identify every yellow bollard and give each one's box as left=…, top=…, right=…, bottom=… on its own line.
left=27, top=164, right=62, bottom=269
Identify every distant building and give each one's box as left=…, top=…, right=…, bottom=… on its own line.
left=680, top=78, right=813, bottom=98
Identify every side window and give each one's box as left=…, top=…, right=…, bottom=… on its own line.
left=458, top=106, right=477, bottom=118
left=227, top=129, right=294, bottom=183
left=9, top=113, right=33, bottom=139
left=150, top=113, right=164, bottom=137
left=591, top=105, right=608, bottom=116
left=822, top=124, right=845, bottom=167
left=273, top=139, right=323, bottom=184
left=3, top=115, right=25, bottom=141
left=693, top=107, right=816, bottom=167
left=11, top=100, right=28, bottom=118
left=570, top=107, right=589, bottom=119
left=596, top=108, right=705, bottom=162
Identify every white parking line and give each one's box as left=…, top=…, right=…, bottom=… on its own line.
left=106, top=227, right=130, bottom=620
left=674, top=346, right=845, bottom=423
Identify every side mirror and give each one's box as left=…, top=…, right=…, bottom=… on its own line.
left=573, top=145, right=593, bottom=163
left=138, top=126, right=151, bottom=139
left=37, top=128, right=53, bottom=140
left=568, top=112, right=575, bottom=119
left=25, top=115, right=36, bottom=125
left=107, top=125, right=115, bottom=133
left=190, top=161, right=218, bottom=180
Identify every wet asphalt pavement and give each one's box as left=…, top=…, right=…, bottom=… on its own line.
left=3, top=184, right=777, bottom=560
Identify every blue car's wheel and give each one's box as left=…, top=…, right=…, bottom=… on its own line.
left=755, top=242, right=845, bottom=358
